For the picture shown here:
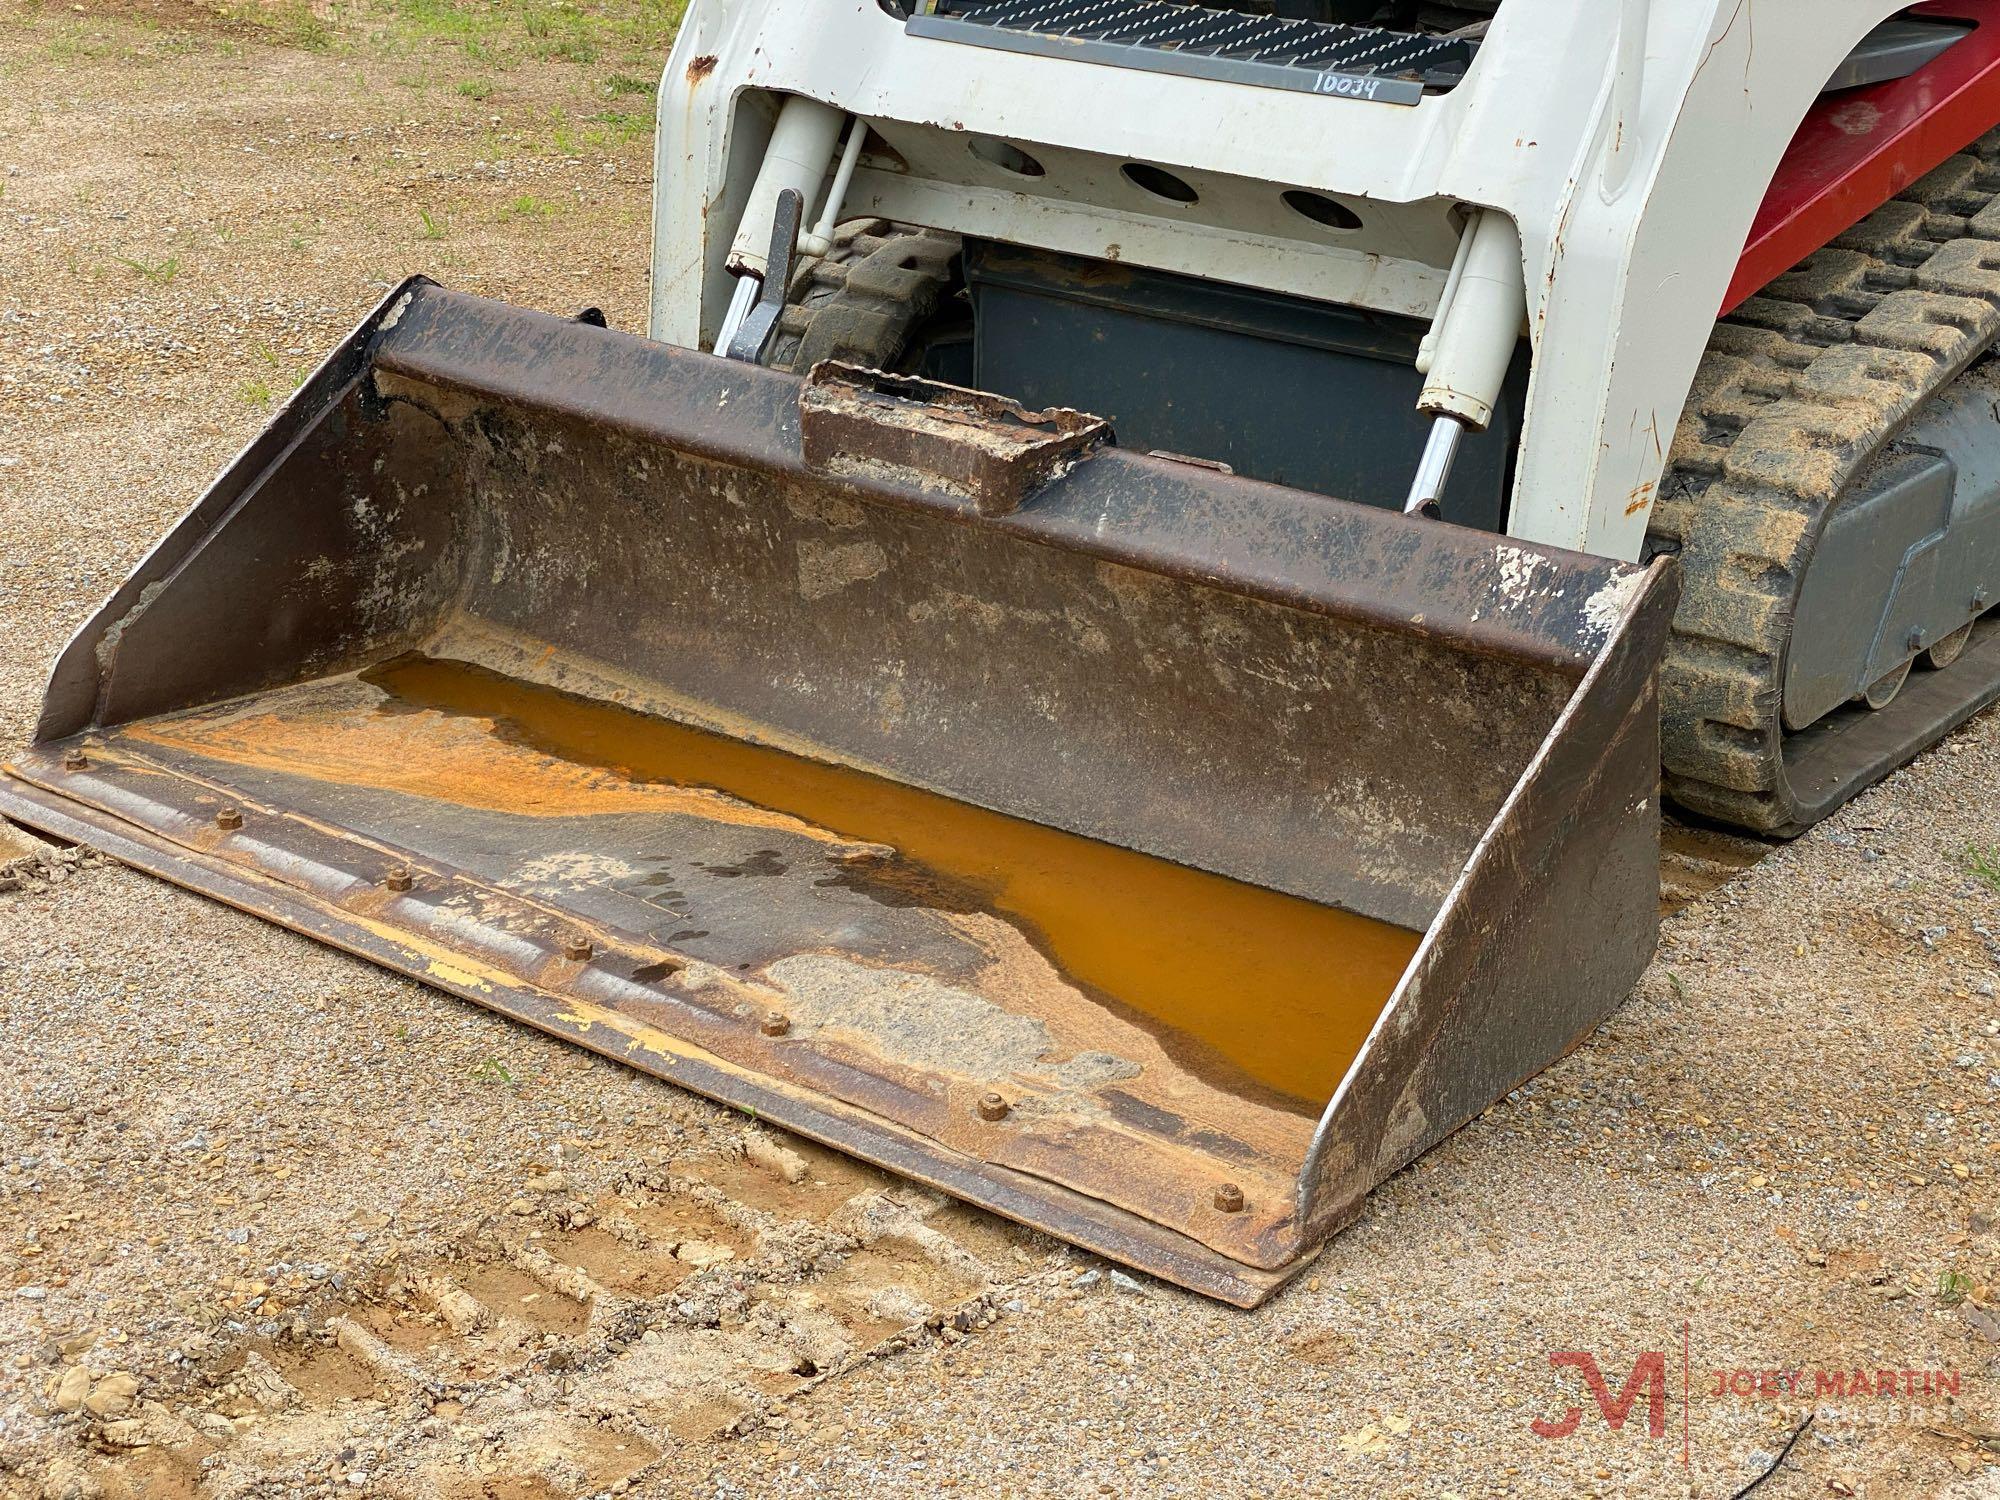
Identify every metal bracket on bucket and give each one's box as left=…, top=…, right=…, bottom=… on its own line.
left=798, top=363, right=1110, bottom=515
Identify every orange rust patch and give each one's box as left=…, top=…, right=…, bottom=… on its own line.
left=686, top=53, right=718, bottom=83
left=117, top=656, right=1421, bottom=1112
left=125, top=684, right=847, bottom=840
left=361, top=656, right=1420, bottom=1109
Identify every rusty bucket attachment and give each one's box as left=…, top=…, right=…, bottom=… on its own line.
left=0, top=280, right=1677, bottom=1305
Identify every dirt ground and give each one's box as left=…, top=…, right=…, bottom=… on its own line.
left=7, top=3, right=2000, bottom=1497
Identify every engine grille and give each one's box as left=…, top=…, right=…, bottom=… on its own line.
left=904, top=0, right=1478, bottom=105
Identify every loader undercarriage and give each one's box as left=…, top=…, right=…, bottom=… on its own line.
left=767, top=221, right=961, bottom=374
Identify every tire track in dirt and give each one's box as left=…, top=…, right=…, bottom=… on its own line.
left=1658, top=816, right=1773, bottom=914
left=50, top=1130, right=1033, bottom=1498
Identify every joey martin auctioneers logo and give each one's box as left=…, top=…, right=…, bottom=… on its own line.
left=1531, top=1325, right=1966, bottom=1464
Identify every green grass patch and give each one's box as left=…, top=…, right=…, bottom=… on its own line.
left=33, top=0, right=684, bottom=90
left=539, top=103, right=653, bottom=155
left=385, top=0, right=491, bottom=41
left=455, top=76, right=494, bottom=99
left=221, top=0, right=338, bottom=53
left=346, top=0, right=683, bottom=70
left=418, top=207, right=449, bottom=239
left=587, top=106, right=653, bottom=140
left=1967, top=843, right=2000, bottom=895
left=44, top=26, right=120, bottom=63
left=247, top=344, right=312, bottom=394
left=508, top=193, right=559, bottom=219
left=112, top=254, right=181, bottom=284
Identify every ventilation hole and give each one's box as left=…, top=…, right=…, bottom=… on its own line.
left=1280, top=188, right=1362, bottom=232
left=1120, top=162, right=1198, bottom=205
left=968, top=136, right=1045, bottom=178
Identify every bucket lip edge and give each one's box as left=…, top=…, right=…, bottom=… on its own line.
left=0, top=760, right=1320, bottom=1309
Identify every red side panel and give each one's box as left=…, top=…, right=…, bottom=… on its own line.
left=1724, top=1, right=2000, bottom=315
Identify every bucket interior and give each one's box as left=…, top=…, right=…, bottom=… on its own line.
left=1, top=284, right=1655, bottom=1298
left=123, top=637, right=1424, bottom=1111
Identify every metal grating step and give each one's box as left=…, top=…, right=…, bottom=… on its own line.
left=905, top=0, right=1477, bottom=106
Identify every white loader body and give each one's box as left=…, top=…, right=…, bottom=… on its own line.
left=648, top=0, right=1911, bottom=560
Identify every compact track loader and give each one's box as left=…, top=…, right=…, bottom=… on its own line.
left=7, top=0, right=2000, bottom=1304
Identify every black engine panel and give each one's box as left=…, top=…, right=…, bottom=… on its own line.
left=954, top=240, right=1528, bottom=532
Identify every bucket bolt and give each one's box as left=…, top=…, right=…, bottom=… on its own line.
left=61, top=749, right=87, bottom=771
left=383, top=867, right=414, bottom=892
left=215, top=808, right=243, bottom=831
left=977, top=1091, right=1010, bottom=1121
left=561, top=934, right=594, bottom=962
left=760, top=1010, right=791, bottom=1037
left=1213, top=1182, right=1245, bottom=1214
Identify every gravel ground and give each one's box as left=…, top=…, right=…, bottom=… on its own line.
left=7, top=6, right=2000, bottom=1498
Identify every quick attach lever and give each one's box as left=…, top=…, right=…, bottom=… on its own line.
left=723, top=188, right=803, bottom=364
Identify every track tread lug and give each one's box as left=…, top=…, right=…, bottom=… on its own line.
left=1662, top=127, right=2000, bottom=830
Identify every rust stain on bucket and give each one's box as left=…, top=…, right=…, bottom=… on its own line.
left=356, top=656, right=1421, bottom=1108
left=137, top=654, right=1419, bottom=1108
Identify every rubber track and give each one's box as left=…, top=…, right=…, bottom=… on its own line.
left=767, top=218, right=961, bottom=374
left=1655, top=128, right=2000, bottom=831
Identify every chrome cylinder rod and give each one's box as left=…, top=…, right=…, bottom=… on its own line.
left=713, top=271, right=761, bottom=355
left=1404, top=415, right=1465, bottom=518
